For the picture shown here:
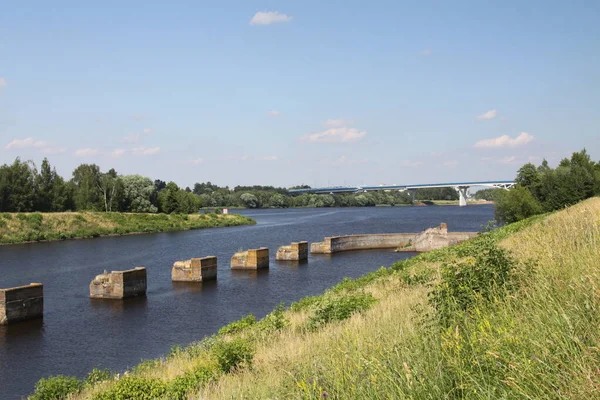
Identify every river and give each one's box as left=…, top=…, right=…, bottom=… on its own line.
left=0, top=205, right=494, bottom=399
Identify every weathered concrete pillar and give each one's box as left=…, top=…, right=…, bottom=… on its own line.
left=172, top=257, right=217, bottom=282
left=90, top=267, right=147, bottom=299
left=231, top=248, right=269, bottom=270
left=276, top=241, right=308, bottom=261
left=0, top=283, right=44, bottom=325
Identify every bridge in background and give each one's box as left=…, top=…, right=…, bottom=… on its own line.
left=288, top=180, right=515, bottom=207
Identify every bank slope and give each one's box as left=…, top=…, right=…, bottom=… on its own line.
left=0, top=212, right=255, bottom=245
left=32, top=198, right=600, bottom=400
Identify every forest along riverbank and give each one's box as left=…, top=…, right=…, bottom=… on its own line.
left=0, top=205, right=495, bottom=399
left=56, top=199, right=600, bottom=400
left=0, top=212, right=255, bottom=244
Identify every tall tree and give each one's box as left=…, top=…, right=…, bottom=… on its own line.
left=0, top=158, right=37, bottom=212
left=71, top=164, right=101, bottom=211
left=121, top=175, right=158, bottom=213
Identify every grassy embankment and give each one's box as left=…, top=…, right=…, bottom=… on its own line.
left=0, top=212, right=255, bottom=245
left=31, top=198, right=600, bottom=399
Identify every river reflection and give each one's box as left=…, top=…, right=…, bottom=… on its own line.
left=0, top=205, right=494, bottom=399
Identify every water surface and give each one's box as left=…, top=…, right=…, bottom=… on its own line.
left=0, top=205, right=494, bottom=399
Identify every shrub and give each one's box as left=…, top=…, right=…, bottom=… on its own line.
left=255, top=303, right=288, bottom=333
left=212, top=338, right=254, bottom=373
left=218, top=314, right=256, bottom=336
left=307, top=293, right=377, bottom=330
left=166, top=365, right=215, bottom=399
left=29, top=375, right=81, bottom=400
left=85, top=368, right=114, bottom=386
left=92, top=376, right=167, bottom=400
left=429, top=234, right=516, bottom=328
left=495, top=186, right=543, bottom=223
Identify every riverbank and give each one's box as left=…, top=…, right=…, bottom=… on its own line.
left=0, top=212, right=255, bottom=245
left=30, top=198, right=600, bottom=399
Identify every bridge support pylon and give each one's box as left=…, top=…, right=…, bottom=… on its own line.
left=456, top=186, right=470, bottom=207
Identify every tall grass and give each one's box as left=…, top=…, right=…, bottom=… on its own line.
left=31, top=198, right=600, bottom=399
left=0, top=212, right=255, bottom=244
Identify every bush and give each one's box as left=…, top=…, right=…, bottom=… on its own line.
left=255, top=303, right=288, bottom=333
left=29, top=375, right=81, bottom=400
left=92, top=376, right=168, bottom=400
left=166, top=365, right=215, bottom=399
left=307, top=293, right=377, bottom=330
left=218, top=314, right=256, bottom=336
left=495, top=186, right=543, bottom=223
left=85, top=368, right=114, bottom=386
left=211, top=338, right=254, bottom=373
left=429, top=234, right=516, bottom=328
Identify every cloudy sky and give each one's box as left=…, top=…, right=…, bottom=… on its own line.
left=1, top=1, right=599, bottom=188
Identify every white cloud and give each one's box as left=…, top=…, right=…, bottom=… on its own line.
left=267, top=110, right=281, bottom=117
left=474, top=132, right=534, bottom=148
left=442, top=160, right=459, bottom=168
left=122, top=133, right=141, bottom=143
left=419, top=49, right=432, bottom=56
left=110, top=149, right=126, bottom=157
left=401, top=160, right=423, bottom=167
left=123, top=128, right=152, bottom=144
left=259, top=155, right=279, bottom=161
left=5, top=137, right=48, bottom=150
left=303, top=127, right=366, bottom=143
left=75, top=148, right=99, bottom=157
left=331, top=156, right=369, bottom=166
left=41, top=147, right=68, bottom=154
left=476, top=109, right=497, bottom=120
left=131, top=114, right=146, bottom=121
left=324, top=119, right=352, bottom=127
left=132, top=146, right=160, bottom=156
left=481, top=156, right=520, bottom=165
left=0, top=78, right=6, bottom=90
left=250, top=11, right=292, bottom=25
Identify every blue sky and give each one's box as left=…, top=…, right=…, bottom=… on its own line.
left=1, top=1, right=599, bottom=188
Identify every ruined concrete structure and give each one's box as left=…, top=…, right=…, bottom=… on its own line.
left=89, top=267, right=147, bottom=299
left=0, top=283, right=44, bottom=325
left=408, top=223, right=476, bottom=252
left=276, top=241, right=309, bottom=261
left=172, top=256, right=217, bottom=282
left=231, top=248, right=269, bottom=270
left=310, top=224, right=477, bottom=254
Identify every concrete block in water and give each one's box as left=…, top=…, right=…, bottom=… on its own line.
left=0, top=283, right=44, bottom=325
left=231, top=248, right=269, bottom=270
left=89, top=267, right=147, bottom=299
left=172, top=256, right=217, bottom=282
left=276, top=241, right=308, bottom=261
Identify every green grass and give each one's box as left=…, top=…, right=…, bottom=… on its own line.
left=31, top=198, right=600, bottom=399
left=0, top=212, right=255, bottom=245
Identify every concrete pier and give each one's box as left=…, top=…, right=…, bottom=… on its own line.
left=0, top=283, right=44, bottom=325
left=310, top=224, right=477, bottom=254
left=231, top=248, right=269, bottom=270
left=90, top=267, right=147, bottom=299
left=276, top=241, right=309, bottom=261
left=172, top=257, right=217, bottom=282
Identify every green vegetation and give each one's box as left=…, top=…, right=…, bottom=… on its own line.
left=495, top=148, right=600, bottom=222
left=0, top=212, right=255, bottom=244
left=1, top=156, right=477, bottom=212
left=31, top=197, right=600, bottom=399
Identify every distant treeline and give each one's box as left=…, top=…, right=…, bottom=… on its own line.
left=0, top=157, right=460, bottom=213
left=495, top=149, right=600, bottom=223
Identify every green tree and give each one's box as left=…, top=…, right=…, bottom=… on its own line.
left=121, top=175, right=158, bottom=213
left=495, top=186, right=543, bottom=223
left=240, top=193, right=259, bottom=208
left=71, top=164, right=102, bottom=211
left=0, top=158, right=37, bottom=212
left=158, top=182, right=181, bottom=213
